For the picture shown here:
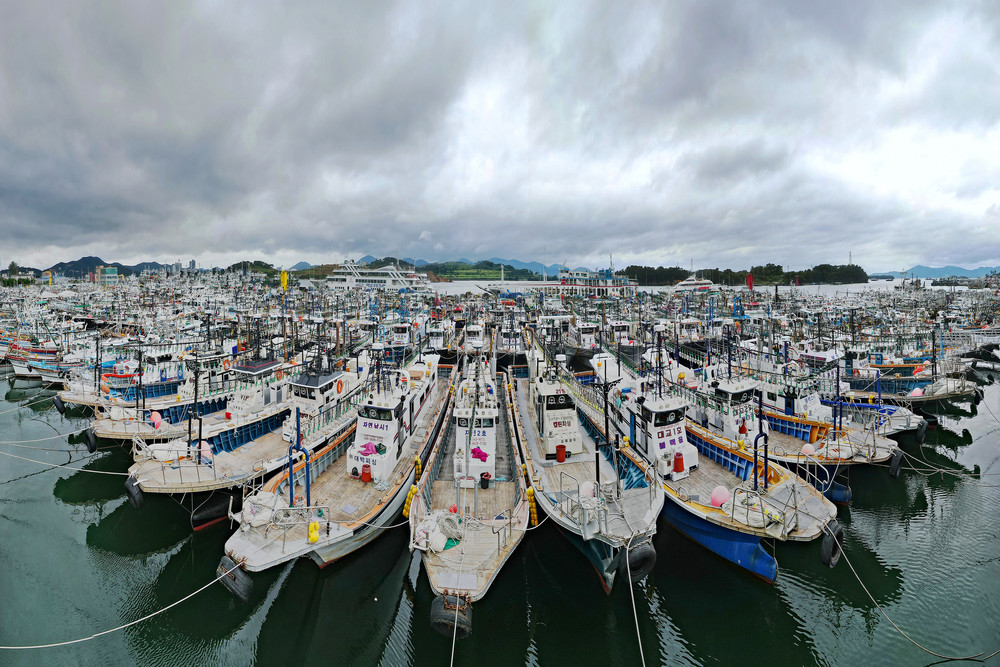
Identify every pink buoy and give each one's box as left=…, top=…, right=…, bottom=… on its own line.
left=910, top=388, right=923, bottom=397
left=710, top=485, right=731, bottom=507
left=199, top=440, right=212, bottom=461
left=801, top=443, right=816, bottom=456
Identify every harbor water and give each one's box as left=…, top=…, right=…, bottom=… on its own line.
left=2, top=283, right=999, bottom=666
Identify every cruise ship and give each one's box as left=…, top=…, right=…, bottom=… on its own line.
left=536, top=267, right=638, bottom=298
left=324, top=260, right=434, bottom=292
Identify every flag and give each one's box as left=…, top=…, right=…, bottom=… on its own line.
left=746, top=272, right=753, bottom=291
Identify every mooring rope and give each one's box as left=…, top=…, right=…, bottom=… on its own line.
left=0, top=560, right=242, bottom=650
left=625, top=534, right=647, bottom=667
left=0, top=448, right=129, bottom=476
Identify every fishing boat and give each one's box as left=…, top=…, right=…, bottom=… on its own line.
left=124, top=357, right=299, bottom=505
left=510, top=347, right=662, bottom=592
left=217, top=346, right=451, bottom=600
left=575, top=335, right=842, bottom=582
left=408, top=352, right=529, bottom=638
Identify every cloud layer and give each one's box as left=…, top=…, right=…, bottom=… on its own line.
left=2, top=1, right=998, bottom=272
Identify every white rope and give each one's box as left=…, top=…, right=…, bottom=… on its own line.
left=625, top=535, right=646, bottom=667
left=0, top=561, right=241, bottom=650
left=0, top=427, right=88, bottom=446
left=0, top=448, right=130, bottom=476
left=449, top=491, right=472, bottom=667
left=0, top=393, right=60, bottom=415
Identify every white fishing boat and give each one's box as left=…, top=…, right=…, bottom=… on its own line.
left=408, top=352, right=529, bottom=638
left=510, top=347, right=662, bottom=592
left=217, top=347, right=451, bottom=600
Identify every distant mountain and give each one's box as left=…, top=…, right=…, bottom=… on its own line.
left=878, top=265, right=1000, bottom=279
left=358, top=255, right=377, bottom=265
left=457, top=258, right=474, bottom=265
left=487, top=258, right=592, bottom=278
left=400, top=257, right=429, bottom=267
left=44, top=256, right=167, bottom=277
left=289, top=261, right=314, bottom=271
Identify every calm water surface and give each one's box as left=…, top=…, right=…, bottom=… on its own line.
left=1, top=295, right=998, bottom=666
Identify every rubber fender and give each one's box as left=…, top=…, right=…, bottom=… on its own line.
left=915, top=420, right=927, bottom=446
left=626, top=542, right=657, bottom=584
left=820, top=520, right=845, bottom=568
left=217, top=555, right=252, bottom=603
left=86, top=428, right=97, bottom=454
left=429, top=594, right=472, bottom=639
left=53, top=395, right=66, bottom=415
left=889, top=449, right=904, bottom=478
left=124, top=477, right=144, bottom=510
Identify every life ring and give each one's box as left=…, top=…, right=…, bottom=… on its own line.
left=293, top=494, right=305, bottom=507
left=223, top=359, right=232, bottom=371
left=276, top=370, right=283, bottom=380
left=853, top=369, right=859, bottom=377
left=336, top=379, right=344, bottom=395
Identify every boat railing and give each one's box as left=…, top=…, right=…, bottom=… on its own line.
left=492, top=507, right=513, bottom=557
left=731, top=484, right=770, bottom=533
left=147, top=451, right=223, bottom=486
left=795, top=451, right=833, bottom=493
left=558, top=470, right=580, bottom=514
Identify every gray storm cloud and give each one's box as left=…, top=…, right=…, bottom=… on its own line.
left=1, top=1, right=998, bottom=272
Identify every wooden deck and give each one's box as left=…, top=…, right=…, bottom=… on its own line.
left=512, top=379, right=660, bottom=543
left=131, top=429, right=289, bottom=492
left=227, top=381, right=451, bottom=571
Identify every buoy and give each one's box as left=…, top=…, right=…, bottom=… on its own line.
left=820, top=520, right=845, bottom=568
left=124, top=477, right=144, bottom=510
left=626, top=542, right=657, bottom=583
left=217, top=555, right=252, bottom=603
left=429, top=594, right=472, bottom=639
left=403, top=484, right=417, bottom=518
left=710, top=485, right=730, bottom=507
left=889, top=449, right=903, bottom=478
left=801, top=443, right=816, bottom=456
left=308, top=520, right=319, bottom=543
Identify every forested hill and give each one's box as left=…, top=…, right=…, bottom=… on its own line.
left=623, top=263, right=868, bottom=286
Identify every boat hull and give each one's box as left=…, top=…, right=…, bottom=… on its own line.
left=660, top=496, right=777, bottom=583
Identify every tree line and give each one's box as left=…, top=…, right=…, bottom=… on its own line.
left=622, top=263, right=869, bottom=286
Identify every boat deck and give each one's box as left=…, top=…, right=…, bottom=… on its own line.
left=229, top=381, right=449, bottom=571
left=766, top=429, right=897, bottom=463
left=132, top=429, right=290, bottom=493
left=513, top=379, right=659, bottom=543
left=420, top=490, right=526, bottom=601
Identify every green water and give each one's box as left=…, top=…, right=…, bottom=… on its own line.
left=1, top=369, right=999, bottom=666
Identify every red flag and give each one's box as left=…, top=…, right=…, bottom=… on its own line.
left=746, top=272, right=753, bottom=291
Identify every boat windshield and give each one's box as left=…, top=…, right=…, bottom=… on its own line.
left=653, top=409, right=683, bottom=426
left=546, top=394, right=574, bottom=410
left=359, top=406, right=393, bottom=421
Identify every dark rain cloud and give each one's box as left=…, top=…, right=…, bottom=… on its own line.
left=1, top=1, right=998, bottom=272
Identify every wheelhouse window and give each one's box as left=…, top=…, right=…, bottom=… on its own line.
left=359, top=406, right=393, bottom=421
left=653, top=410, right=682, bottom=426
left=545, top=394, right=574, bottom=410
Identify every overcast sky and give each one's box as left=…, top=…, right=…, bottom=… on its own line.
left=2, top=1, right=998, bottom=273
